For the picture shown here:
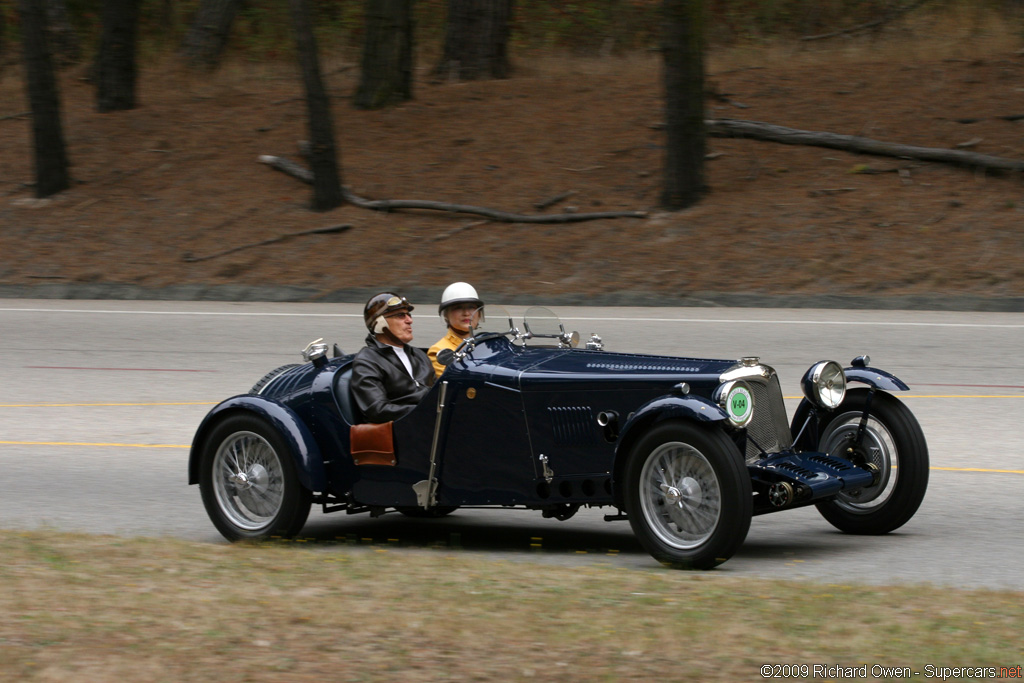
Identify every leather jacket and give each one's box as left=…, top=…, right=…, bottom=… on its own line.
left=351, top=334, right=436, bottom=423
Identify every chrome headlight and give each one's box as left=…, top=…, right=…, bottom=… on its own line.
left=715, top=380, right=755, bottom=428
left=802, top=360, right=846, bottom=409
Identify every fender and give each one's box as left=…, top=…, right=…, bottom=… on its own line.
left=188, top=394, right=326, bottom=492
left=844, top=366, right=910, bottom=392
left=611, top=393, right=728, bottom=505
left=790, top=366, right=909, bottom=450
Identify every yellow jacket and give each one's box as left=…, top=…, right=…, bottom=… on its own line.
left=427, top=329, right=467, bottom=377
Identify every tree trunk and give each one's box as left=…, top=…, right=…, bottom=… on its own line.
left=180, top=0, right=240, bottom=69
left=96, top=0, right=140, bottom=112
left=46, top=0, right=81, bottom=65
left=433, top=0, right=512, bottom=81
left=18, top=0, right=71, bottom=197
left=660, top=0, right=706, bottom=210
left=289, top=0, right=343, bottom=211
left=354, top=0, right=414, bottom=110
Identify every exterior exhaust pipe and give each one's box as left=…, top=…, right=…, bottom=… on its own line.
left=597, top=411, right=619, bottom=442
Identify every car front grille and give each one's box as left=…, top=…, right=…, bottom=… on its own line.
left=744, top=373, right=793, bottom=463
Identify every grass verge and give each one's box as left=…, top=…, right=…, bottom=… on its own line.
left=1, top=530, right=1021, bottom=681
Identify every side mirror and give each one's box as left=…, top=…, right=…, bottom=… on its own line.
left=436, top=348, right=455, bottom=367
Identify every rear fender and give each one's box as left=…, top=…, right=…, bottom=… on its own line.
left=188, top=395, right=326, bottom=492
left=611, top=394, right=728, bottom=507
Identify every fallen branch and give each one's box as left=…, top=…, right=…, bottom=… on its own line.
left=808, top=187, right=857, bottom=197
left=534, top=190, right=576, bottom=210
left=182, top=224, right=351, bottom=263
left=706, top=119, right=1024, bottom=173
left=430, top=220, right=489, bottom=242
left=800, top=0, right=931, bottom=41
left=342, top=189, right=644, bottom=223
left=258, top=155, right=647, bottom=223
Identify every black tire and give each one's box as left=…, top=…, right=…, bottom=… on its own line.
left=199, top=413, right=312, bottom=541
left=624, top=421, right=752, bottom=569
left=396, top=506, right=459, bottom=518
left=815, top=389, right=928, bottom=535
left=250, top=364, right=301, bottom=394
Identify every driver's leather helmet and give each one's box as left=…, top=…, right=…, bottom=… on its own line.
left=364, top=292, right=414, bottom=334
left=438, top=282, right=483, bottom=316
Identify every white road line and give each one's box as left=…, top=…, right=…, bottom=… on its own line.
left=562, top=317, right=1024, bottom=328
left=0, top=307, right=361, bottom=318
left=2, top=307, right=1021, bottom=329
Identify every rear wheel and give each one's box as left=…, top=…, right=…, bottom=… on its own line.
left=815, top=390, right=928, bottom=534
left=199, top=414, right=312, bottom=541
left=624, top=422, right=752, bottom=569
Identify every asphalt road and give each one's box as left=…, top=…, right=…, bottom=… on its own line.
left=2, top=300, right=1022, bottom=590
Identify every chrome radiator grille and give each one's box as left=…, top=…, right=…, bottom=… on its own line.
left=744, top=374, right=793, bottom=463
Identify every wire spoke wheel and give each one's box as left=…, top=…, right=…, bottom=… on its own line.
left=815, top=390, right=928, bottom=535
left=625, top=422, right=751, bottom=569
left=821, top=412, right=897, bottom=512
left=199, top=414, right=311, bottom=541
left=639, top=442, right=721, bottom=549
left=214, top=431, right=285, bottom=531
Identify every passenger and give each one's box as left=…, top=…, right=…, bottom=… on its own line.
left=427, top=282, right=484, bottom=377
left=351, top=292, right=435, bottom=423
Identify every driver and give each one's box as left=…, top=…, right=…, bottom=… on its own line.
left=351, top=292, right=435, bottom=423
left=428, top=282, right=484, bottom=377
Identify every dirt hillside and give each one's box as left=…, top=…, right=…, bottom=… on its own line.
left=2, top=37, right=1023, bottom=309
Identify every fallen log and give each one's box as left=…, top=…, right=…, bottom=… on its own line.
left=183, top=224, right=351, bottom=263
left=258, top=155, right=647, bottom=224
left=706, top=119, right=1024, bottom=173
left=800, top=0, right=931, bottom=41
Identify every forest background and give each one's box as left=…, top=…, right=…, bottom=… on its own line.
left=2, top=0, right=1024, bottom=309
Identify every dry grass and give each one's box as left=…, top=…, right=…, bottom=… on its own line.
left=1, top=530, right=1022, bottom=681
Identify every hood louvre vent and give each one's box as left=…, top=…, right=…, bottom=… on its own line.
left=548, top=406, right=596, bottom=446
left=263, top=365, right=317, bottom=396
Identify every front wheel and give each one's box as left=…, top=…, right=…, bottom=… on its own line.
left=624, top=422, right=752, bottom=569
left=199, top=414, right=312, bottom=541
left=815, top=389, right=928, bottom=534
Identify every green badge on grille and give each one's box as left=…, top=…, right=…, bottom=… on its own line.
left=727, top=384, right=753, bottom=425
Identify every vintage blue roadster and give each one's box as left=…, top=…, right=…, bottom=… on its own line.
left=188, top=306, right=928, bottom=569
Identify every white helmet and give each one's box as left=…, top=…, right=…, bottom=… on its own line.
left=439, top=282, right=483, bottom=315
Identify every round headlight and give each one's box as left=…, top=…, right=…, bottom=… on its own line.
left=715, top=380, right=754, bottom=428
left=802, top=360, right=847, bottom=409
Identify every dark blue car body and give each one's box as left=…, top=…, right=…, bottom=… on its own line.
left=189, top=309, right=928, bottom=569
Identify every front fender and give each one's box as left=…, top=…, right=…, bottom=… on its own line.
left=188, top=395, right=326, bottom=492
left=611, top=394, right=728, bottom=506
left=790, top=365, right=910, bottom=450
left=844, top=366, right=910, bottom=392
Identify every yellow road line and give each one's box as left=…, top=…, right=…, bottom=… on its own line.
left=783, top=395, right=1024, bottom=400
left=0, top=402, right=217, bottom=407
left=932, top=466, right=1024, bottom=475
left=902, top=395, right=1024, bottom=399
left=0, top=441, right=189, bottom=449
